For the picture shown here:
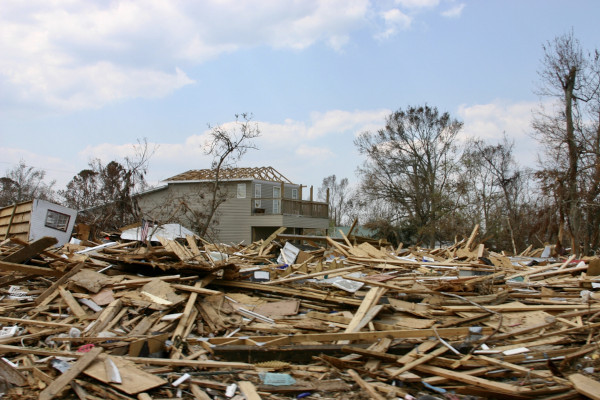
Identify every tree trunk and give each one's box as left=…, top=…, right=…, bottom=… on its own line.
left=565, top=66, right=581, bottom=256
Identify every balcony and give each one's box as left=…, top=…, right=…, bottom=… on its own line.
left=251, top=198, right=328, bottom=218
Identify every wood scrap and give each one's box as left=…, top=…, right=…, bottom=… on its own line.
left=0, top=230, right=598, bottom=399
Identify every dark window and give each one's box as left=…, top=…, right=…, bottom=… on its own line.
left=45, top=210, right=70, bottom=232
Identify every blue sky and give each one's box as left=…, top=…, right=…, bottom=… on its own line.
left=1, top=0, right=599, bottom=198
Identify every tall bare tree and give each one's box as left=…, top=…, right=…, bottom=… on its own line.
left=200, top=113, right=260, bottom=237
left=355, top=105, right=462, bottom=247
left=533, top=31, right=600, bottom=255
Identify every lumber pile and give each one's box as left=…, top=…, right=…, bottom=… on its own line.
left=1, top=229, right=600, bottom=400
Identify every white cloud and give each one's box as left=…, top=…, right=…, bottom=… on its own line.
left=376, top=8, right=413, bottom=39
left=457, top=101, right=540, bottom=167
left=441, top=3, right=465, bottom=18
left=258, top=109, right=389, bottom=142
left=395, top=0, right=440, bottom=9
left=458, top=101, right=535, bottom=140
left=73, top=108, right=388, bottom=187
left=295, top=144, right=335, bottom=158
left=0, top=0, right=374, bottom=112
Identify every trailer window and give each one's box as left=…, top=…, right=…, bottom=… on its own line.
left=45, top=210, right=70, bottom=232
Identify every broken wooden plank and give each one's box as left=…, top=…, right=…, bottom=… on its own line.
left=259, top=227, right=286, bottom=256
left=1, top=236, right=58, bottom=263
left=58, top=285, right=88, bottom=319
left=205, top=326, right=493, bottom=346
left=34, top=262, right=86, bottom=305
left=346, top=369, right=385, bottom=400
left=568, top=373, right=600, bottom=400
left=38, top=346, right=104, bottom=400
left=338, top=286, right=386, bottom=344
left=0, top=259, right=61, bottom=277
left=84, top=299, right=123, bottom=337
left=0, top=357, right=26, bottom=386
left=415, top=364, right=531, bottom=396
left=237, top=381, right=262, bottom=400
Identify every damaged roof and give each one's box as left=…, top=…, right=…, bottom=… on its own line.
left=165, top=166, right=293, bottom=184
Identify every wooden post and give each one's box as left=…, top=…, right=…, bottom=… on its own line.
left=310, top=185, right=313, bottom=202
left=3, top=203, right=17, bottom=240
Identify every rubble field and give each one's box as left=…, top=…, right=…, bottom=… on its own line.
left=1, top=225, right=600, bottom=400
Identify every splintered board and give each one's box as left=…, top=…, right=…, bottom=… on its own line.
left=84, top=356, right=167, bottom=394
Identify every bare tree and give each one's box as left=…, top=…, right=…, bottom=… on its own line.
left=62, top=138, right=154, bottom=233
left=462, top=135, right=532, bottom=253
left=533, top=31, right=600, bottom=255
left=199, top=113, right=260, bottom=237
left=317, top=175, right=352, bottom=226
left=0, top=160, right=56, bottom=207
left=355, top=105, right=462, bottom=247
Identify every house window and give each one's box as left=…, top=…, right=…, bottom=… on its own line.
left=254, top=184, right=261, bottom=208
left=45, top=210, right=70, bottom=232
left=273, top=187, right=281, bottom=214
left=237, top=183, right=246, bottom=198
left=291, top=188, right=298, bottom=200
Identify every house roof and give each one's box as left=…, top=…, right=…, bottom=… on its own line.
left=165, top=166, right=293, bottom=184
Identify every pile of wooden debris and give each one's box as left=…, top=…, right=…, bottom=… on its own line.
left=1, top=226, right=600, bottom=400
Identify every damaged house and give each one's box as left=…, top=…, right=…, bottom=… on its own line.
left=136, top=166, right=329, bottom=244
left=0, top=199, right=77, bottom=247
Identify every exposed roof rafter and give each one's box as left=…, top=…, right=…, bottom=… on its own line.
left=165, top=166, right=294, bottom=184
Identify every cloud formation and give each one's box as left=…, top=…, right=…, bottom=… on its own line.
left=441, top=3, right=466, bottom=18
left=457, top=101, right=540, bottom=167
left=0, top=0, right=457, bottom=112
left=75, top=108, right=389, bottom=185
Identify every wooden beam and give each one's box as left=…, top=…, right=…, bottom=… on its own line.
left=338, top=287, right=385, bottom=344
left=2, top=236, right=58, bottom=263
left=391, top=346, right=448, bottom=377
left=58, top=286, right=88, bottom=319
left=212, top=280, right=364, bottom=306
left=258, top=227, right=286, bottom=256
left=34, top=262, right=86, bottom=305
left=170, top=283, right=221, bottom=295
left=38, top=347, right=104, bottom=400
left=347, top=369, right=385, bottom=400
left=0, top=357, right=26, bottom=386
left=263, top=265, right=362, bottom=286
left=171, top=281, right=202, bottom=358
left=326, top=236, right=350, bottom=257
left=84, top=299, right=123, bottom=337
left=204, top=326, right=493, bottom=346
left=237, top=381, right=262, bottom=400
left=0, top=316, right=77, bottom=329
left=2, top=203, right=18, bottom=240
left=123, top=356, right=253, bottom=369
left=190, top=383, right=212, bottom=400
left=0, top=259, right=62, bottom=277
left=415, top=364, right=530, bottom=396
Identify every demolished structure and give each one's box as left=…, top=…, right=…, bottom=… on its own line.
left=0, top=225, right=599, bottom=399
